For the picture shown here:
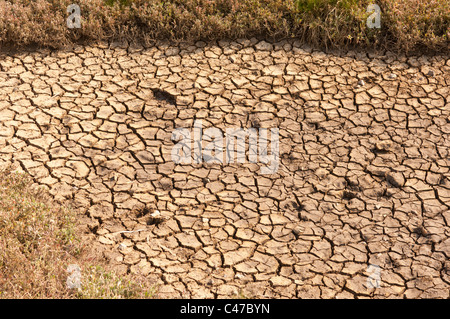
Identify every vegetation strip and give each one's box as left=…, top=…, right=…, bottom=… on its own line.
left=0, top=0, right=448, bottom=52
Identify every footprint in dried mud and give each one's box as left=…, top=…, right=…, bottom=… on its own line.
left=342, top=190, right=358, bottom=200
left=151, top=88, right=176, bottom=105
left=134, top=207, right=166, bottom=226
left=412, top=226, right=430, bottom=237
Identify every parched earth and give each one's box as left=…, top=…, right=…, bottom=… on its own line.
left=0, top=39, right=449, bottom=299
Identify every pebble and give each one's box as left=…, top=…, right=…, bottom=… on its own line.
left=235, top=273, right=244, bottom=279
left=388, top=73, right=397, bottom=79
left=255, top=40, right=273, bottom=51
left=151, top=210, right=161, bottom=217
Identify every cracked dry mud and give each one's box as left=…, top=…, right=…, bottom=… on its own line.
left=0, top=38, right=449, bottom=299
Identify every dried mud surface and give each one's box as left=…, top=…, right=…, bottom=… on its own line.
left=0, top=39, right=449, bottom=298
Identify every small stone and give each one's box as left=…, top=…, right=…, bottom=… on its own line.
left=235, top=273, right=244, bottom=279
left=388, top=73, right=397, bottom=79
left=151, top=210, right=161, bottom=217
left=427, top=70, right=434, bottom=77
left=165, top=47, right=180, bottom=56
left=255, top=41, right=273, bottom=51
left=357, top=80, right=365, bottom=86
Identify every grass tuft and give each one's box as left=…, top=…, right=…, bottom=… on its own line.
left=0, top=165, right=156, bottom=299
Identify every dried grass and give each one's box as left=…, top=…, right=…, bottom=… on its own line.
left=0, top=0, right=447, bottom=53
left=0, top=166, right=155, bottom=299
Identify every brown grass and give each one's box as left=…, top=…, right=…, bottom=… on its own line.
left=0, top=165, right=156, bottom=298
left=0, top=0, right=448, bottom=53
